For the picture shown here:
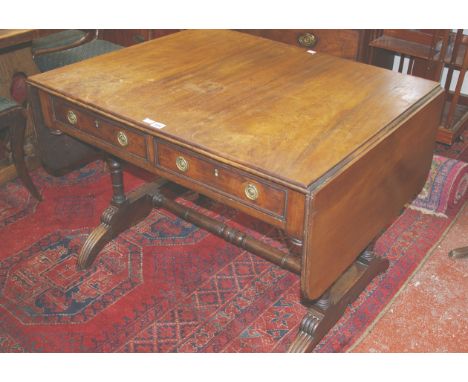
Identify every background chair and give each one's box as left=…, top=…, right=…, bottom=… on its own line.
left=32, top=30, right=122, bottom=72
left=0, top=96, right=41, bottom=199
left=31, top=30, right=91, bottom=56
left=29, top=30, right=123, bottom=175
left=439, top=32, right=468, bottom=145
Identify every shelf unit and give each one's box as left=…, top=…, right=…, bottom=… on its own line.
left=369, top=29, right=468, bottom=145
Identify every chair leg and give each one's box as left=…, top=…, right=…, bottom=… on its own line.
left=398, top=54, right=405, bottom=73
left=9, top=110, right=42, bottom=201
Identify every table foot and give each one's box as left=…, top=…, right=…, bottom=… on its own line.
left=288, top=249, right=389, bottom=352
left=77, top=157, right=169, bottom=269
left=77, top=193, right=154, bottom=269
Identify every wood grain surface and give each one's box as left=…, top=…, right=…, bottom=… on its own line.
left=302, top=91, right=445, bottom=300
left=0, top=29, right=34, bottom=50
left=238, top=29, right=361, bottom=59
left=27, top=29, right=440, bottom=189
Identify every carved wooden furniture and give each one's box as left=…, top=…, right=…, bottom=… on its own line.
left=30, top=30, right=123, bottom=175
left=0, top=29, right=117, bottom=189
left=439, top=31, right=468, bottom=145
left=238, top=29, right=379, bottom=62
left=0, top=29, right=42, bottom=196
left=100, top=29, right=180, bottom=47
left=100, top=29, right=389, bottom=65
left=368, top=30, right=449, bottom=79
left=27, top=30, right=445, bottom=352
left=369, top=29, right=468, bottom=145
left=0, top=97, right=41, bottom=199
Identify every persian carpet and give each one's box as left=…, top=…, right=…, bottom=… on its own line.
left=0, top=154, right=466, bottom=352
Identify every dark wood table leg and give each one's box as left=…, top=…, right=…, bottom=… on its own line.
left=288, top=249, right=389, bottom=352
left=77, top=157, right=168, bottom=269
left=9, top=108, right=41, bottom=200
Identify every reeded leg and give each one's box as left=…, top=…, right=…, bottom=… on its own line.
left=77, top=157, right=167, bottom=269
left=288, top=248, right=389, bottom=353
left=9, top=109, right=41, bottom=200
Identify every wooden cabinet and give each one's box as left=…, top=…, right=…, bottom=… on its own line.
left=238, top=29, right=372, bottom=62
left=100, top=29, right=382, bottom=63
left=100, top=29, right=179, bottom=47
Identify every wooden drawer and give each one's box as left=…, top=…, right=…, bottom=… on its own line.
left=51, top=97, right=148, bottom=161
left=155, top=140, right=287, bottom=219
left=239, top=29, right=361, bottom=60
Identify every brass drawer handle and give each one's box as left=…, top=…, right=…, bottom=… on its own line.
left=117, top=131, right=129, bottom=147
left=298, top=32, right=317, bottom=48
left=67, top=110, right=77, bottom=125
left=176, top=156, right=189, bottom=172
left=244, top=183, right=259, bottom=201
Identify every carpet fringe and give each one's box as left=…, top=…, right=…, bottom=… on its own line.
left=407, top=205, right=448, bottom=218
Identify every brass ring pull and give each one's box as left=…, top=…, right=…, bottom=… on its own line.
left=297, top=33, right=317, bottom=48
left=244, top=183, right=259, bottom=201
left=176, top=156, right=189, bottom=172
left=67, top=110, right=77, bottom=125
left=117, top=131, right=129, bottom=147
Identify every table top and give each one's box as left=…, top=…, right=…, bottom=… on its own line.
left=0, top=29, right=35, bottom=50
left=28, top=30, right=441, bottom=189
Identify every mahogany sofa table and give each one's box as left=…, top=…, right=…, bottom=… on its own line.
left=27, top=30, right=444, bottom=352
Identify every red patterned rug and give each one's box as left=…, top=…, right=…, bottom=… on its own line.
left=0, top=154, right=466, bottom=352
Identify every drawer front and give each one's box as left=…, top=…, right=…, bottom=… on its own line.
left=52, top=97, right=148, bottom=160
left=156, top=140, right=287, bottom=219
left=239, top=29, right=360, bottom=60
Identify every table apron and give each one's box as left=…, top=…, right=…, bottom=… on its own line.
left=35, top=89, right=307, bottom=239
